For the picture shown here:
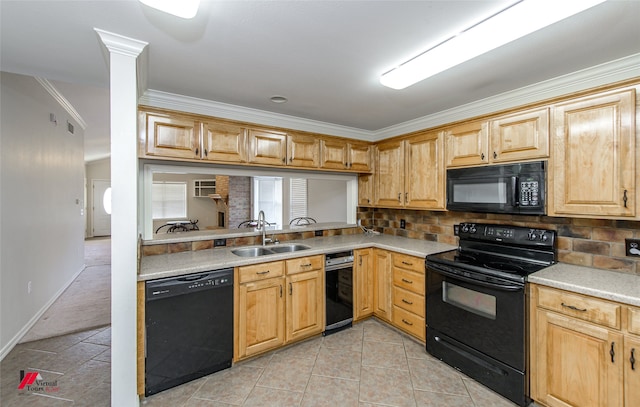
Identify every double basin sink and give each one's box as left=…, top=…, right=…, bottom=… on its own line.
left=231, top=244, right=311, bottom=257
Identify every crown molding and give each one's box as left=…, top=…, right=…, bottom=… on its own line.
left=138, top=90, right=375, bottom=141
left=139, top=53, right=640, bottom=142
left=94, top=28, right=148, bottom=58
left=35, top=77, right=87, bottom=130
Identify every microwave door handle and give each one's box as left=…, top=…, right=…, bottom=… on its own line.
left=511, top=176, right=519, bottom=207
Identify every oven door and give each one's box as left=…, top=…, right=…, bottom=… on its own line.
left=426, top=261, right=525, bottom=370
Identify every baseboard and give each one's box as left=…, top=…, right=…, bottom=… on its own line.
left=0, top=264, right=87, bottom=361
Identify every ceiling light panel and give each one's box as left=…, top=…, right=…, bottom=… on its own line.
left=380, top=0, right=607, bottom=90
left=139, top=0, right=200, bottom=19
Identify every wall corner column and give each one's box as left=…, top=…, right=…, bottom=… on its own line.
left=95, top=28, right=148, bottom=407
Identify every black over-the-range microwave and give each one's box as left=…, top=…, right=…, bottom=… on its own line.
left=446, top=161, right=546, bottom=215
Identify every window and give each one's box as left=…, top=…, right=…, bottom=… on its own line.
left=152, top=181, right=187, bottom=219
left=253, top=177, right=283, bottom=228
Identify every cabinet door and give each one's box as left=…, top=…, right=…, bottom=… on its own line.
left=550, top=89, right=635, bottom=217
left=237, top=277, right=285, bottom=359
left=405, top=132, right=445, bottom=209
left=490, top=108, right=549, bottom=163
left=358, top=174, right=374, bottom=206
left=445, top=121, right=489, bottom=167
left=287, top=133, right=319, bottom=168
left=374, top=141, right=404, bottom=207
left=143, top=113, right=200, bottom=159
left=373, top=249, right=393, bottom=322
left=202, top=121, right=246, bottom=163
left=535, top=310, right=623, bottom=407
left=247, top=129, right=287, bottom=165
left=354, top=248, right=374, bottom=321
left=625, top=335, right=640, bottom=407
left=320, top=139, right=349, bottom=170
left=286, top=270, right=324, bottom=343
left=348, top=142, right=372, bottom=172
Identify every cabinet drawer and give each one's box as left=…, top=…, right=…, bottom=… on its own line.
left=393, top=253, right=424, bottom=274
left=238, top=261, right=285, bottom=283
left=628, top=306, right=640, bottom=335
left=393, top=286, right=424, bottom=317
left=393, top=306, right=425, bottom=340
left=285, top=255, right=323, bottom=275
left=393, top=268, right=425, bottom=295
left=536, top=286, right=621, bottom=329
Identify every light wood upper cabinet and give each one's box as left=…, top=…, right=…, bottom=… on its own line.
left=375, top=132, right=445, bottom=210
left=490, top=108, right=549, bottom=163
left=287, top=133, right=320, bottom=168
left=446, top=108, right=549, bottom=167
left=550, top=89, right=636, bottom=218
left=354, top=248, right=374, bottom=321
left=320, top=139, right=372, bottom=172
left=445, top=120, right=489, bottom=167
left=358, top=174, right=374, bottom=206
left=247, top=128, right=288, bottom=165
left=142, top=112, right=201, bottom=159
left=202, top=121, right=246, bottom=163
left=373, top=249, right=393, bottom=322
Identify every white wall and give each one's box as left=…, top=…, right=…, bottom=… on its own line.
left=0, top=72, right=85, bottom=357
left=307, top=179, right=348, bottom=223
left=85, top=157, right=111, bottom=237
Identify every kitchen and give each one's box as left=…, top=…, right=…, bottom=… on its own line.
left=1, top=1, right=640, bottom=406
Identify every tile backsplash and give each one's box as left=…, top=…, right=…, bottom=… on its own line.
left=358, top=207, right=640, bottom=275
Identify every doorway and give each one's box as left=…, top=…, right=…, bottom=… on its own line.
left=92, top=179, right=111, bottom=237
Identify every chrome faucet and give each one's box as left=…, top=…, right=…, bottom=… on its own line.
left=257, top=210, right=273, bottom=246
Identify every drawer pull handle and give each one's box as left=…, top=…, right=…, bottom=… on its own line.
left=631, top=348, right=636, bottom=370
left=289, top=282, right=293, bottom=295
left=301, top=263, right=312, bottom=267
left=401, top=278, right=413, bottom=284
left=256, top=270, right=270, bottom=275
left=561, top=302, right=587, bottom=312
left=401, top=261, right=413, bottom=266
left=610, top=342, right=616, bottom=363
left=623, top=189, right=628, bottom=208
left=280, top=285, right=283, bottom=297
left=402, top=299, right=413, bottom=305
left=402, top=319, right=413, bottom=326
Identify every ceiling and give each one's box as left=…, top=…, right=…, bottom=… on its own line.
left=2, top=0, right=640, bottom=162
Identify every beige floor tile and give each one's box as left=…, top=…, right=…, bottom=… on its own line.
left=184, top=397, right=237, bottom=406
left=362, top=319, right=404, bottom=344
left=362, top=340, right=409, bottom=371
left=359, top=365, right=416, bottom=407
left=256, top=353, right=315, bottom=392
left=243, top=386, right=303, bottom=407
left=83, top=327, right=111, bottom=347
left=321, top=326, right=364, bottom=352
left=413, top=389, right=475, bottom=407
left=142, top=376, right=208, bottom=407
left=273, top=337, right=322, bottom=361
left=36, top=342, right=109, bottom=373
left=194, top=365, right=263, bottom=405
left=403, top=335, right=428, bottom=360
left=301, top=375, right=359, bottom=407
left=462, top=378, right=519, bottom=407
left=311, top=346, right=361, bottom=380
left=408, top=355, right=468, bottom=396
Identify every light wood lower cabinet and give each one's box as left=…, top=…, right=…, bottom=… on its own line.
left=391, top=252, right=425, bottom=340
left=235, top=256, right=324, bottom=361
left=530, top=284, right=640, bottom=407
left=373, top=249, right=393, bottom=322
left=354, top=248, right=374, bottom=321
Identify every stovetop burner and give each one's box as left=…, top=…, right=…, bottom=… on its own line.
left=426, top=223, right=557, bottom=282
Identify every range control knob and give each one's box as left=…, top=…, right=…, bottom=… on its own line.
left=540, top=233, right=548, bottom=242
left=469, top=225, right=477, bottom=234
left=461, top=224, right=470, bottom=233
left=528, top=231, right=538, bottom=241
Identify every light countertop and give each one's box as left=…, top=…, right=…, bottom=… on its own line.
left=528, top=263, right=640, bottom=307
left=139, top=234, right=456, bottom=281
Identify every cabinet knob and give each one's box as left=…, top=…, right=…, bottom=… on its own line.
left=282, top=157, right=286, bottom=163
left=493, top=151, right=497, bottom=159
left=481, top=153, right=485, bottom=160
left=195, top=147, right=199, bottom=156
left=398, top=193, right=401, bottom=203
left=204, top=149, right=208, bottom=157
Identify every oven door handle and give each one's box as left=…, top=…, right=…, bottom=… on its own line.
left=428, top=263, right=523, bottom=292
left=325, top=262, right=354, bottom=272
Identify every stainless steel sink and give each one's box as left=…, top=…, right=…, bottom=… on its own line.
left=269, top=244, right=311, bottom=253
left=231, top=244, right=311, bottom=257
left=231, top=247, right=274, bottom=257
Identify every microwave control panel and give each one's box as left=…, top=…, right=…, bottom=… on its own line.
left=519, top=177, right=540, bottom=207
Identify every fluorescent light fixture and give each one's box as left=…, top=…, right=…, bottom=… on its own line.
left=139, top=0, right=200, bottom=19
left=380, top=0, right=607, bottom=90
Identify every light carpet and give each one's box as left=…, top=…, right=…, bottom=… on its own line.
left=20, top=237, right=111, bottom=343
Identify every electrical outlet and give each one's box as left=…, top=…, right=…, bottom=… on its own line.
left=27, top=281, right=32, bottom=294
left=214, top=238, right=227, bottom=247
left=625, top=239, right=640, bottom=257
left=315, top=230, right=323, bottom=237
left=400, top=219, right=406, bottom=229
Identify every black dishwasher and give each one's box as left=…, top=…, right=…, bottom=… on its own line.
left=145, top=268, right=233, bottom=396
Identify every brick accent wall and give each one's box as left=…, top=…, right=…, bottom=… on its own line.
left=228, top=176, right=251, bottom=228
left=357, top=207, right=640, bottom=275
